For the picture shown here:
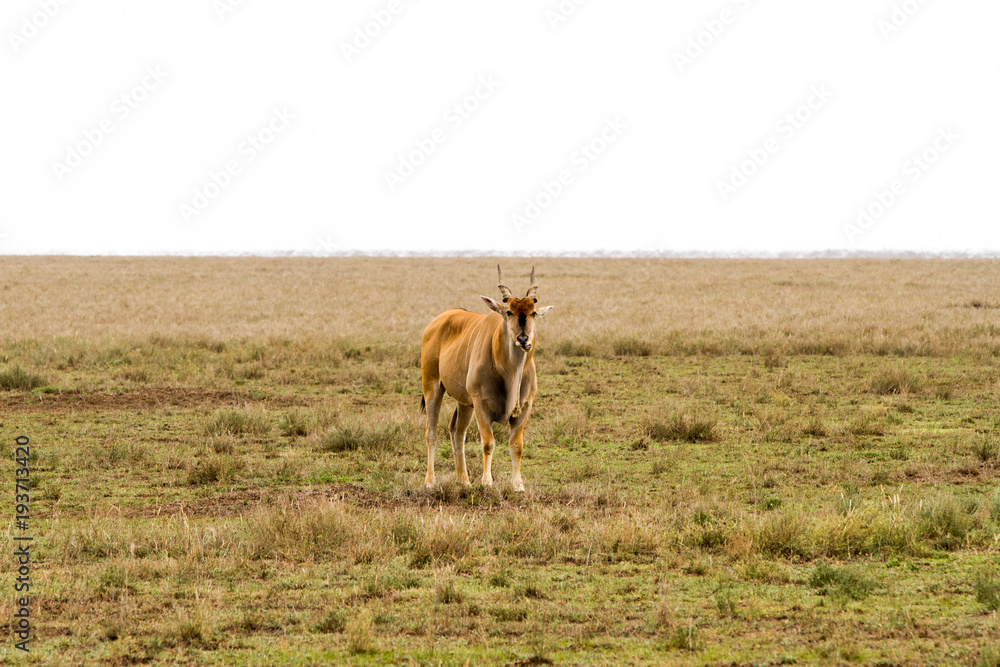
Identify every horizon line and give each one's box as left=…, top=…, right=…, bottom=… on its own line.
left=1, top=250, right=1000, bottom=259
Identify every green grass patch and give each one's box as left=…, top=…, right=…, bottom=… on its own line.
left=808, top=562, right=875, bottom=600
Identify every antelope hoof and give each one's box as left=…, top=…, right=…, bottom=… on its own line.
left=425, top=475, right=436, bottom=488
left=512, top=480, right=525, bottom=493
left=481, top=476, right=493, bottom=487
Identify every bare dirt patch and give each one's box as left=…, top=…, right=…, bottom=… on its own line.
left=1, top=387, right=315, bottom=414
left=125, top=483, right=555, bottom=520
left=127, top=484, right=384, bottom=519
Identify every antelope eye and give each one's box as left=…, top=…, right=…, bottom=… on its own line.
left=506, top=311, right=513, bottom=317
left=531, top=312, right=537, bottom=318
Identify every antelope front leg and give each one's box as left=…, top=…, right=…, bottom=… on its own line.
left=473, top=404, right=496, bottom=486
left=509, top=404, right=532, bottom=493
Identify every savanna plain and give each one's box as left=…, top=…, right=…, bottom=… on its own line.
left=3, top=257, right=1000, bottom=666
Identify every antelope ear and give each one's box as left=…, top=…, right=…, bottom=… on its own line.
left=480, top=296, right=504, bottom=314
left=537, top=305, right=555, bottom=318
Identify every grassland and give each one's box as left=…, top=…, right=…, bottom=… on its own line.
left=2, top=257, right=1000, bottom=666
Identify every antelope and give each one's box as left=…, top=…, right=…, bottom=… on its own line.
left=420, top=266, right=554, bottom=492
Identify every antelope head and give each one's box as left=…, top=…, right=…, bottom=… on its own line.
left=481, top=265, right=554, bottom=352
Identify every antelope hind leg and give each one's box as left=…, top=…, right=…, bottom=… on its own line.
left=450, top=404, right=474, bottom=486
left=423, top=383, right=446, bottom=487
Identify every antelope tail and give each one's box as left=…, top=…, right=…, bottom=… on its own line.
left=420, top=396, right=426, bottom=413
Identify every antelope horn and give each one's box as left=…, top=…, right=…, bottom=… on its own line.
left=497, top=264, right=513, bottom=302
left=525, top=266, right=538, bottom=302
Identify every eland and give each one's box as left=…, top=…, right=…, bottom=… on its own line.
left=420, top=266, right=554, bottom=492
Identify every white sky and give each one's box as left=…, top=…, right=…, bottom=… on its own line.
left=2, top=0, right=998, bottom=256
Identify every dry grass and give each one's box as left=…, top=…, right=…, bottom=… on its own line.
left=2, top=257, right=1000, bottom=358
left=5, top=257, right=1000, bottom=665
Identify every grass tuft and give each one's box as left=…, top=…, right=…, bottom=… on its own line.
left=802, top=415, right=827, bottom=437
left=434, top=578, right=465, bottom=604
left=808, top=562, right=874, bottom=601
left=365, top=561, right=422, bottom=598
left=869, top=366, right=922, bottom=395
left=846, top=408, right=886, bottom=437
left=346, top=608, right=376, bottom=654
left=553, top=340, right=594, bottom=357
left=974, top=570, right=1000, bottom=611
left=517, top=578, right=547, bottom=600
left=663, top=621, right=699, bottom=651
left=0, top=366, right=47, bottom=391
left=971, top=437, right=999, bottom=463
left=187, top=455, right=243, bottom=485
left=203, top=408, right=269, bottom=437
left=715, top=588, right=738, bottom=618
left=278, top=409, right=314, bottom=437
left=981, top=645, right=1000, bottom=667
left=313, top=611, right=347, bottom=634
left=174, top=614, right=208, bottom=647
left=644, top=411, right=718, bottom=443
left=761, top=347, right=787, bottom=370
left=490, top=606, right=529, bottom=622
left=320, top=422, right=405, bottom=453
left=917, top=496, right=978, bottom=550
left=489, top=571, right=512, bottom=588
left=613, top=338, right=653, bottom=357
